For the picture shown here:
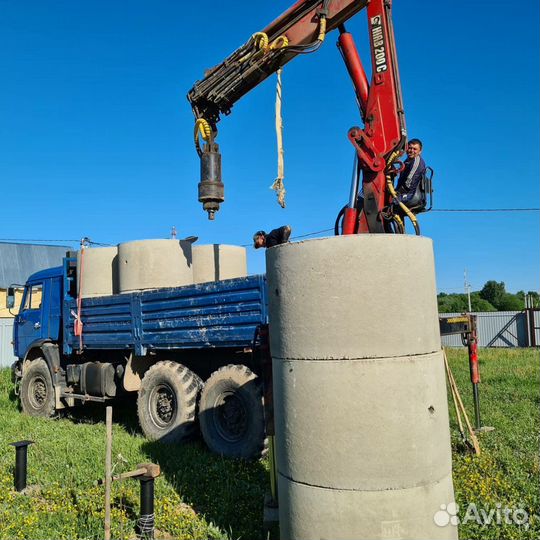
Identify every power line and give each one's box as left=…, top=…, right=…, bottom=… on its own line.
left=246, top=207, right=540, bottom=245
left=87, top=241, right=115, bottom=247
left=242, top=228, right=334, bottom=247
left=292, top=228, right=334, bottom=239
left=0, top=238, right=113, bottom=246
left=246, top=207, right=539, bottom=246
left=0, top=238, right=78, bottom=242
left=431, top=208, right=539, bottom=212
left=3, top=206, right=538, bottom=249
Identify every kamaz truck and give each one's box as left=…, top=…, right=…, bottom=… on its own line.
left=7, top=254, right=268, bottom=459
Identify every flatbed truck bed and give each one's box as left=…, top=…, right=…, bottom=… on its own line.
left=9, top=257, right=269, bottom=459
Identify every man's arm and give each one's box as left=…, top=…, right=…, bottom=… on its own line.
left=279, top=225, right=292, bottom=244
left=404, top=156, right=421, bottom=190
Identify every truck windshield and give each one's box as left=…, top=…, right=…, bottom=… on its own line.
left=23, top=284, right=43, bottom=311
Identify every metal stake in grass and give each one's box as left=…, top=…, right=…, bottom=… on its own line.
left=96, top=461, right=160, bottom=540
left=138, top=475, right=155, bottom=539
left=136, top=463, right=160, bottom=540
left=104, top=406, right=113, bottom=540
left=9, top=440, right=34, bottom=492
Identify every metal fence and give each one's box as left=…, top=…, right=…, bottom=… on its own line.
left=1, top=310, right=539, bottom=368
left=0, top=318, right=16, bottom=368
left=441, top=310, right=540, bottom=348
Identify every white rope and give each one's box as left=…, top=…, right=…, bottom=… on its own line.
left=270, top=68, right=286, bottom=208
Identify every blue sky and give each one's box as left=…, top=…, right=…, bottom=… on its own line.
left=1, top=0, right=538, bottom=293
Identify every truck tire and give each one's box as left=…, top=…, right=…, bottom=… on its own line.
left=20, top=358, right=56, bottom=417
left=137, top=361, right=201, bottom=444
left=199, top=364, right=266, bottom=460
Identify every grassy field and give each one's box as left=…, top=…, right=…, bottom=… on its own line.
left=0, top=348, right=538, bottom=539
left=446, top=348, right=539, bottom=539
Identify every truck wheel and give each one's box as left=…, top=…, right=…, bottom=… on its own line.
left=137, top=361, right=201, bottom=444
left=199, top=364, right=266, bottom=460
left=20, top=358, right=56, bottom=417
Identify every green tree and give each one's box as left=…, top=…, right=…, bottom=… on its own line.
left=517, top=290, right=540, bottom=307
left=469, top=293, right=496, bottom=312
left=499, top=293, right=524, bottom=311
left=439, top=283, right=537, bottom=312
left=479, top=281, right=506, bottom=309
left=437, top=293, right=469, bottom=313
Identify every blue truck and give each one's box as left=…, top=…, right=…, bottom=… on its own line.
left=7, top=254, right=269, bottom=459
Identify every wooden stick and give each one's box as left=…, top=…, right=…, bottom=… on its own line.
left=452, top=371, right=481, bottom=455
left=444, top=353, right=466, bottom=439
left=104, top=406, right=113, bottom=540
left=444, top=352, right=481, bottom=455
left=95, top=467, right=148, bottom=486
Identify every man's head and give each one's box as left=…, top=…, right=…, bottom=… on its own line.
left=406, top=138, right=423, bottom=159
left=253, top=230, right=266, bottom=249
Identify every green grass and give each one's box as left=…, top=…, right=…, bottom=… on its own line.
left=0, top=373, right=268, bottom=540
left=0, top=348, right=538, bottom=539
left=446, top=348, right=539, bottom=539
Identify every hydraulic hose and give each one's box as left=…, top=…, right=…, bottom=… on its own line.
left=334, top=204, right=347, bottom=235
left=386, top=174, right=420, bottom=235
left=252, top=32, right=269, bottom=50
left=194, top=118, right=212, bottom=157
left=384, top=148, right=421, bottom=238
left=393, top=213, right=405, bottom=234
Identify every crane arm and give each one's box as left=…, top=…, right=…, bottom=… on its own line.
left=188, top=0, right=410, bottom=234
left=187, top=0, right=367, bottom=131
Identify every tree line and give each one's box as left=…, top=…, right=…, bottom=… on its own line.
left=438, top=281, right=539, bottom=313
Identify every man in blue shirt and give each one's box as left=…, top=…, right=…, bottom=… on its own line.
left=394, top=138, right=426, bottom=208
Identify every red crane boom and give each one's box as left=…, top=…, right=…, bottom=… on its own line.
left=188, top=0, right=422, bottom=234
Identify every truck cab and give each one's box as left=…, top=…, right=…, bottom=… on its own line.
left=13, top=266, right=63, bottom=360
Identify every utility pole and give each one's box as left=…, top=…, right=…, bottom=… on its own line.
left=464, top=269, right=472, bottom=312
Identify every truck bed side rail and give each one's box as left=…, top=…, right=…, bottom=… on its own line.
left=63, top=275, right=268, bottom=356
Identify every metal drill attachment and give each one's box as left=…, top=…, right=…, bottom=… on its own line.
left=198, top=142, right=224, bottom=220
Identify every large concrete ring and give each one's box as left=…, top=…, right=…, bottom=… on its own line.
left=192, top=244, right=247, bottom=284
left=77, top=247, right=118, bottom=298
left=267, top=235, right=457, bottom=540
left=118, top=239, right=193, bottom=293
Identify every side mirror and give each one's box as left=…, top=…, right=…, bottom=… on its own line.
left=6, top=287, right=15, bottom=309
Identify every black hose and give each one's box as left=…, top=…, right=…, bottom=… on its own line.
left=334, top=205, right=347, bottom=236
